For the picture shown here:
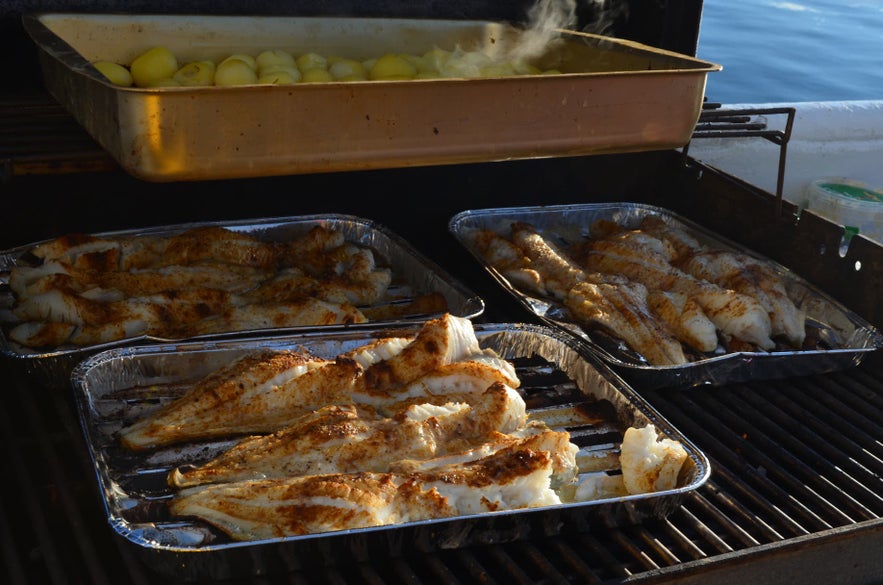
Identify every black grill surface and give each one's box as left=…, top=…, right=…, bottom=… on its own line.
left=3, top=355, right=883, bottom=584
left=3, top=96, right=883, bottom=585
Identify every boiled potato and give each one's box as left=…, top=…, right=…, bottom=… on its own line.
left=214, top=58, right=258, bottom=86
left=369, top=53, right=417, bottom=80
left=255, top=49, right=295, bottom=72
left=173, top=61, right=217, bottom=86
left=301, top=68, right=333, bottom=83
left=328, top=59, right=366, bottom=80
left=296, top=52, right=327, bottom=72
left=220, top=54, right=257, bottom=70
left=259, top=64, right=302, bottom=83
left=130, top=46, right=179, bottom=88
left=258, top=68, right=301, bottom=84
left=93, top=61, right=133, bottom=86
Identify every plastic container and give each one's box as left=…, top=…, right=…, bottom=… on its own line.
left=804, top=177, right=883, bottom=244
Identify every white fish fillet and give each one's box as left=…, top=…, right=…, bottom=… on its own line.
left=619, top=424, right=689, bottom=494
left=168, top=442, right=560, bottom=540
left=565, top=281, right=688, bottom=366
left=647, top=290, right=719, bottom=353
left=119, top=314, right=492, bottom=450
left=168, top=383, right=527, bottom=487
left=119, top=350, right=330, bottom=451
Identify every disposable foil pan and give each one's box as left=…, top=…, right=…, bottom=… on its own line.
left=0, top=214, right=484, bottom=387
left=449, top=203, right=883, bottom=390
left=69, top=322, right=710, bottom=581
left=23, top=13, right=720, bottom=182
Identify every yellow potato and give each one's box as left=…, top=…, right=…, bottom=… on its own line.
left=301, top=68, right=333, bottom=83
left=92, top=61, right=133, bottom=87
left=258, top=72, right=298, bottom=84
left=220, top=54, right=257, bottom=70
left=369, top=53, right=417, bottom=80
left=329, top=59, right=366, bottom=80
left=259, top=64, right=302, bottom=82
left=130, top=46, right=179, bottom=88
left=296, top=52, right=327, bottom=72
left=255, top=49, right=295, bottom=72
left=173, top=61, right=217, bottom=86
left=214, top=59, right=258, bottom=86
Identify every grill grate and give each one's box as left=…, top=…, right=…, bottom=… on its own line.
left=3, top=356, right=882, bottom=584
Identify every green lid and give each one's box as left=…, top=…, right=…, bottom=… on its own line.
left=815, top=179, right=883, bottom=204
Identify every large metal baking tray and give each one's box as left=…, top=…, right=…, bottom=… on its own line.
left=69, top=321, right=710, bottom=581
left=449, top=203, right=883, bottom=390
left=23, top=13, right=720, bottom=182
left=0, top=214, right=483, bottom=387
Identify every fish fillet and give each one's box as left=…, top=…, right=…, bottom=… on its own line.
left=118, top=314, right=492, bottom=450
left=647, top=290, right=719, bottom=353
left=119, top=350, right=331, bottom=451
left=168, top=442, right=560, bottom=540
left=565, top=281, right=688, bottom=366
left=168, top=382, right=527, bottom=487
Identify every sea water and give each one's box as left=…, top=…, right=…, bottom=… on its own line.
left=696, top=0, right=883, bottom=104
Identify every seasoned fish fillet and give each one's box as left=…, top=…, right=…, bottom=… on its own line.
left=390, top=425, right=579, bottom=489
left=509, top=221, right=587, bottom=299
left=118, top=314, right=495, bottom=450
left=188, top=298, right=368, bottom=335
left=619, top=424, right=689, bottom=494
left=463, top=227, right=546, bottom=295
left=565, top=281, right=688, bottom=366
left=647, top=290, right=719, bottom=353
left=119, top=350, right=331, bottom=451
left=159, top=226, right=281, bottom=270
left=576, top=232, right=776, bottom=350
left=168, top=442, right=561, bottom=540
left=680, top=251, right=806, bottom=347
left=8, top=224, right=403, bottom=350
left=168, top=382, right=527, bottom=487
left=10, top=262, right=269, bottom=299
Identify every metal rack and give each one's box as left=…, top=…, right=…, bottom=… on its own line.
left=687, top=103, right=797, bottom=215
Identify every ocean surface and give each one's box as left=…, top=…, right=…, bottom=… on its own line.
left=695, top=0, right=883, bottom=104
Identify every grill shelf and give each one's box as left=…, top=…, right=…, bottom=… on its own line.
left=2, top=93, right=883, bottom=584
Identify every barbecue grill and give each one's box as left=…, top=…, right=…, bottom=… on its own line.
left=2, top=1, right=883, bottom=584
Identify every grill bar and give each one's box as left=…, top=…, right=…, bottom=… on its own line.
left=5, top=358, right=882, bottom=583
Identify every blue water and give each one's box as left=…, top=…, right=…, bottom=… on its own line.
left=696, top=0, right=883, bottom=104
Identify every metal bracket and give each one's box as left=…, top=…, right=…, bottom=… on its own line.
left=684, top=103, right=796, bottom=216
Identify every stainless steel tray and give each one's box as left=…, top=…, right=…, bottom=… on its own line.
left=0, top=214, right=484, bottom=387
left=23, top=13, right=720, bottom=182
left=449, top=203, right=883, bottom=390
left=69, top=321, right=710, bottom=581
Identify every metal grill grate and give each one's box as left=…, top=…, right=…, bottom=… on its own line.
left=3, top=356, right=882, bottom=584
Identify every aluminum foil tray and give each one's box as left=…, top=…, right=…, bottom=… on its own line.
left=70, top=322, right=710, bottom=581
left=23, top=13, right=720, bottom=182
left=0, top=214, right=483, bottom=388
left=449, top=203, right=883, bottom=390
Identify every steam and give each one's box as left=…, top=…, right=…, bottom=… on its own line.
left=505, top=0, right=579, bottom=64
left=433, top=0, right=627, bottom=77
